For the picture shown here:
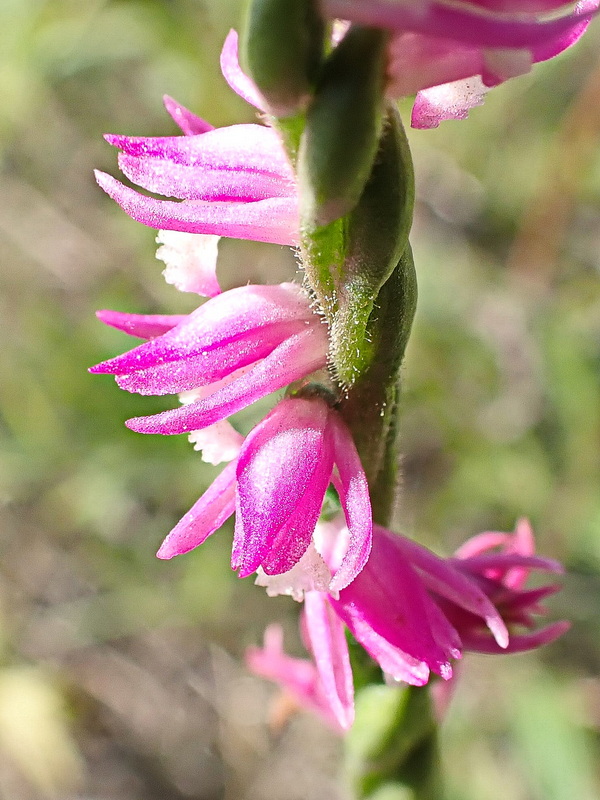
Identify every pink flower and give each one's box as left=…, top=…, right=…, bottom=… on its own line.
left=90, top=283, right=328, bottom=439
left=250, top=518, right=567, bottom=729
left=157, top=396, right=373, bottom=592
left=323, top=0, right=598, bottom=127
left=95, top=32, right=299, bottom=246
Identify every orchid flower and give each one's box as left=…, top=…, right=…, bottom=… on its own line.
left=90, top=283, right=327, bottom=436
left=322, top=0, right=599, bottom=127
left=250, top=518, right=567, bottom=729
left=95, top=32, right=299, bottom=250
left=157, top=396, right=372, bottom=592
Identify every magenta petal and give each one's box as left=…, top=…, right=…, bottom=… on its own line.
left=113, top=319, right=309, bottom=395
left=95, top=171, right=299, bottom=245
left=220, top=29, right=267, bottom=111
left=162, top=95, right=214, bottom=135
left=323, top=0, right=597, bottom=49
left=105, top=125, right=292, bottom=177
left=117, top=152, right=295, bottom=202
left=304, top=593, right=354, bottom=731
left=390, top=532, right=509, bottom=648
left=462, top=621, right=570, bottom=654
left=533, top=0, right=598, bottom=61
left=335, top=530, right=456, bottom=674
left=328, top=413, right=372, bottom=592
left=156, top=459, right=236, bottom=559
left=95, top=309, right=186, bottom=339
left=455, top=553, right=564, bottom=574
left=259, top=429, right=335, bottom=576
left=232, top=397, right=334, bottom=578
left=125, top=326, right=328, bottom=435
left=91, top=283, right=314, bottom=383
left=336, top=605, right=432, bottom=686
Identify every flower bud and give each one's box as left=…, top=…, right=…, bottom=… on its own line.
left=242, top=0, right=325, bottom=117
left=298, top=26, right=388, bottom=226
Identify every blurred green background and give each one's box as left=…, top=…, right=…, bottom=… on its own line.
left=1, top=1, right=599, bottom=798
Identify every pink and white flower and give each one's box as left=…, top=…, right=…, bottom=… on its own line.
left=322, top=0, right=598, bottom=127
left=250, top=518, right=568, bottom=730
left=90, top=283, right=328, bottom=438
left=95, top=33, right=299, bottom=248
left=158, top=396, right=373, bottom=592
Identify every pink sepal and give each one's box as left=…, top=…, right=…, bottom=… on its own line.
left=220, top=30, right=268, bottom=111
left=156, top=459, right=237, bottom=559
left=232, top=398, right=334, bottom=578
left=95, top=309, right=186, bottom=339
left=162, top=95, right=214, bottom=135
left=124, top=325, right=328, bottom=435
left=303, top=592, right=355, bottom=731
left=328, top=414, right=372, bottom=592
left=95, top=171, right=299, bottom=246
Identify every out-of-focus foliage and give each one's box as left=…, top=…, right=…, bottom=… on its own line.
left=0, top=1, right=599, bottom=798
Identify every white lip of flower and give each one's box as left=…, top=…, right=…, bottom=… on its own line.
left=156, top=230, right=221, bottom=296
left=187, top=421, right=243, bottom=465
left=255, top=543, right=334, bottom=601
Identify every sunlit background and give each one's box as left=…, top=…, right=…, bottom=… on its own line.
left=1, top=1, right=599, bottom=797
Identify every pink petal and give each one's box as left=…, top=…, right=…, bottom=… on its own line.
left=259, top=433, right=335, bottom=576
left=323, top=0, right=597, bottom=49
left=335, top=530, right=456, bottom=675
left=118, top=151, right=294, bottom=202
left=454, top=553, right=563, bottom=574
left=462, top=620, right=570, bottom=654
left=532, top=0, right=598, bottom=62
left=91, top=283, right=314, bottom=387
left=336, top=605, right=432, bottom=686
left=105, top=125, right=292, bottom=178
left=95, top=309, right=186, bottom=339
left=453, top=531, right=512, bottom=559
left=125, top=325, right=328, bottom=435
left=304, top=592, right=355, bottom=730
left=162, top=95, right=214, bottom=135
left=232, top=397, right=334, bottom=578
left=246, top=624, right=348, bottom=732
left=246, top=625, right=315, bottom=695
left=389, top=532, right=509, bottom=648
left=156, top=459, right=237, bottom=558
left=220, top=29, right=268, bottom=111
left=387, top=32, right=484, bottom=97
left=95, top=171, right=299, bottom=245
left=328, top=413, right=372, bottom=592
left=113, top=319, right=309, bottom=395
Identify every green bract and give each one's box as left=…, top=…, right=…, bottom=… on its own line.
left=298, top=26, right=388, bottom=227
left=301, top=105, right=415, bottom=389
left=242, top=0, right=325, bottom=117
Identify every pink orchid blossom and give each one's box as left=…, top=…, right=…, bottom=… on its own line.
left=90, top=283, right=328, bottom=442
left=250, top=518, right=567, bottom=729
left=157, top=396, right=373, bottom=592
left=95, top=33, right=299, bottom=251
left=323, top=0, right=598, bottom=127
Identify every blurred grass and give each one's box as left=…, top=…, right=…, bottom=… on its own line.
left=0, top=0, right=599, bottom=798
